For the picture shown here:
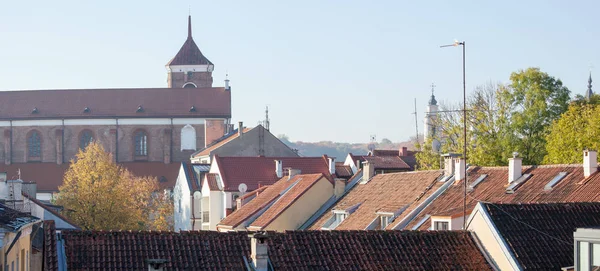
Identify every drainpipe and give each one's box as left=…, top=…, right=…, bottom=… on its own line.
left=191, top=195, right=195, bottom=230
left=115, top=118, right=119, bottom=163
left=62, top=119, right=65, bottom=164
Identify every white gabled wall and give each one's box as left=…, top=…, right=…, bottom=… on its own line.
left=173, top=165, right=192, bottom=232
left=344, top=154, right=358, bottom=174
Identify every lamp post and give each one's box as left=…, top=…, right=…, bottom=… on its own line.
left=440, top=40, right=467, bottom=230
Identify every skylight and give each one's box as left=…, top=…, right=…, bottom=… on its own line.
left=506, top=174, right=532, bottom=194
left=468, top=174, right=488, bottom=191
left=544, top=172, right=568, bottom=191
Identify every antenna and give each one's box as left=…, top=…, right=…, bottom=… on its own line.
left=368, top=135, right=376, bottom=153
left=17, top=168, right=21, bottom=180
left=264, top=106, right=270, bottom=131
left=412, top=98, right=418, bottom=144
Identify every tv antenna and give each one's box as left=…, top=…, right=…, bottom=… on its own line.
left=412, top=98, right=418, bottom=143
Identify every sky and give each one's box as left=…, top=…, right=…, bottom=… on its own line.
left=1, top=1, right=599, bottom=143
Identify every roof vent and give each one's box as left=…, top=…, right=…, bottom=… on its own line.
left=31, top=107, right=38, bottom=114
left=544, top=172, right=568, bottom=191
left=83, top=107, right=90, bottom=113
left=189, top=105, right=197, bottom=112
left=136, top=105, right=144, bottom=113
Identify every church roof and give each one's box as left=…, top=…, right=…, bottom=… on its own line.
left=166, top=16, right=213, bottom=66
left=0, top=87, right=230, bottom=120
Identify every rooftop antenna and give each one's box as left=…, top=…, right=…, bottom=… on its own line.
left=264, top=106, right=270, bottom=131
left=17, top=168, right=21, bottom=180
left=411, top=98, right=418, bottom=145
left=367, top=135, right=376, bottom=154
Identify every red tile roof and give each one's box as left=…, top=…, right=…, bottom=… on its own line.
left=363, top=155, right=411, bottom=170
left=43, top=220, right=58, bottom=271
left=214, top=156, right=333, bottom=192
left=59, top=230, right=491, bottom=270
left=482, top=202, right=600, bottom=270
left=0, top=162, right=181, bottom=192
left=335, top=162, right=353, bottom=178
left=407, top=165, right=600, bottom=230
left=250, top=174, right=326, bottom=229
left=205, top=173, right=221, bottom=191
left=218, top=175, right=298, bottom=229
left=0, top=87, right=230, bottom=120
left=166, top=16, right=213, bottom=66
left=309, top=170, right=445, bottom=230
left=191, top=127, right=251, bottom=158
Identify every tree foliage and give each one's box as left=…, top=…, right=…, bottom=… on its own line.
left=416, top=68, right=570, bottom=169
left=56, top=142, right=172, bottom=230
left=544, top=103, right=600, bottom=164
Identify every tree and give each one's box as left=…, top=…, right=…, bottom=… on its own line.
left=56, top=142, right=171, bottom=230
left=499, top=67, right=570, bottom=164
left=544, top=103, right=600, bottom=164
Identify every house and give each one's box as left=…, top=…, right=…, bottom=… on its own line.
left=468, top=202, right=600, bottom=271
left=308, top=160, right=450, bottom=230
left=405, top=151, right=600, bottom=231
left=174, top=155, right=337, bottom=231
left=217, top=173, right=339, bottom=232
left=47, top=224, right=493, bottom=270
left=190, top=124, right=298, bottom=164
left=344, top=146, right=417, bottom=174
left=574, top=227, right=600, bottom=271
left=173, top=162, right=211, bottom=231
left=0, top=15, right=231, bottom=200
left=0, top=203, right=41, bottom=271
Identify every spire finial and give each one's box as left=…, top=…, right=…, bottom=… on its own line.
left=188, top=14, right=192, bottom=38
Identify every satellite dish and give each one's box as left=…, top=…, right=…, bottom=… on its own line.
left=238, top=183, right=248, bottom=194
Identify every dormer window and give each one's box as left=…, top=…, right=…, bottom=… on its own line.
left=321, top=203, right=361, bottom=230
left=367, top=205, right=409, bottom=230
left=434, top=221, right=449, bottom=230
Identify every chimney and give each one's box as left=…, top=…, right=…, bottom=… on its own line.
left=584, top=150, right=598, bottom=178
left=334, top=178, right=346, bottom=198
left=360, top=161, right=375, bottom=184
left=454, top=158, right=466, bottom=183
left=275, top=160, right=283, bottom=178
left=249, top=232, right=269, bottom=271
left=400, top=146, right=408, bottom=156
left=7, top=179, right=23, bottom=201
left=224, top=75, right=231, bottom=91
left=145, top=259, right=168, bottom=271
left=508, top=154, right=522, bottom=184
left=328, top=157, right=335, bottom=175
left=287, top=168, right=301, bottom=180
left=443, top=154, right=456, bottom=177
left=22, top=182, right=37, bottom=198
left=238, top=121, right=244, bottom=137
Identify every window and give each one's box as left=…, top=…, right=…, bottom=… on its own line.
left=79, top=130, right=93, bottom=150
left=27, top=130, right=42, bottom=160
left=134, top=130, right=148, bottom=156
left=380, top=215, right=392, bottom=229
left=434, top=221, right=449, bottom=230
left=180, top=124, right=197, bottom=151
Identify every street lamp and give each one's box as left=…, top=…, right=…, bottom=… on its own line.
left=440, top=40, right=467, bottom=230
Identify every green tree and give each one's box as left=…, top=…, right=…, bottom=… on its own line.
left=499, top=67, right=571, bottom=164
left=56, top=142, right=170, bottom=230
left=544, top=103, right=600, bottom=164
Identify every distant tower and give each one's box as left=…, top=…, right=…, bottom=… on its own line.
left=586, top=72, right=593, bottom=101
left=424, top=84, right=441, bottom=152
left=166, top=15, right=214, bottom=88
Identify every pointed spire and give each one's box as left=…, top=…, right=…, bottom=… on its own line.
left=188, top=15, right=192, bottom=38
left=586, top=72, right=594, bottom=101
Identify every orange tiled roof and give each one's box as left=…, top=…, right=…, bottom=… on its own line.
left=205, top=173, right=221, bottom=191
left=250, top=173, right=325, bottom=229
left=309, top=170, right=444, bottom=230
left=335, top=162, right=353, bottom=178
left=407, top=164, right=600, bottom=230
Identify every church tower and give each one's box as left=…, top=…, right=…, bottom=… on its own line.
left=586, top=72, right=593, bottom=101
left=424, top=84, right=441, bottom=152
left=166, top=16, right=214, bottom=88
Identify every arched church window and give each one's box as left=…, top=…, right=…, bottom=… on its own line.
left=183, top=82, right=197, bottom=88
left=180, top=124, right=196, bottom=151
left=27, top=130, right=42, bottom=160
left=79, top=130, right=93, bottom=150
left=134, top=130, right=148, bottom=157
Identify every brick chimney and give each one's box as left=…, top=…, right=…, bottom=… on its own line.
left=238, top=121, right=244, bottom=137
left=399, top=146, right=408, bottom=156
left=508, top=154, right=522, bottom=184
left=454, top=158, right=466, bottom=183
left=360, top=161, right=374, bottom=184
left=584, top=150, right=598, bottom=178
left=249, top=232, right=269, bottom=271
left=275, top=160, right=283, bottom=178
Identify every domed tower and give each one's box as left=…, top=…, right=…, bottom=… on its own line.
left=424, top=84, right=441, bottom=151
left=166, top=16, right=214, bottom=88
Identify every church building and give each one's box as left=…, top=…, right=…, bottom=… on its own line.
left=0, top=16, right=231, bottom=198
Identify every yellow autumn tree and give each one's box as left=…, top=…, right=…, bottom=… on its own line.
left=56, top=142, right=172, bottom=230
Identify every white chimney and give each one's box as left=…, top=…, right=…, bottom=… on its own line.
left=443, top=154, right=456, bottom=177
left=508, top=155, right=522, bottom=184
left=275, top=160, right=283, bottom=178
left=7, top=179, right=23, bottom=201
left=454, top=158, right=466, bottom=182
left=584, top=150, right=598, bottom=178
left=360, top=161, right=375, bottom=184
left=249, top=233, right=269, bottom=271
left=288, top=168, right=301, bottom=180
left=238, top=121, right=244, bottom=137
left=334, top=178, right=345, bottom=198
left=328, top=157, right=335, bottom=175
left=224, top=76, right=231, bottom=91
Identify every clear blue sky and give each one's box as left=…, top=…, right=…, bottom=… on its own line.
left=1, top=0, right=598, bottom=143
